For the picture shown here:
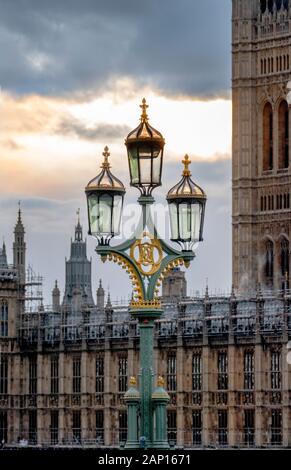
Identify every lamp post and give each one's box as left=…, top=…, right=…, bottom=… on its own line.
left=85, top=99, right=207, bottom=449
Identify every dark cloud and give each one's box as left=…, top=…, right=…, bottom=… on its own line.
left=0, top=0, right=231, bottom=98
left=56, top=115, right=131, bottom=141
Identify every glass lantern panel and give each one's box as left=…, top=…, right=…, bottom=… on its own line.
left=128, top=148, right=139, bottom=185
left=191, top=202, right=202, bottom=241
left=139, top=146, right=152, bottom=184
left=88, top=194, right=99, bottom=236
left=112, top=195, right=123, bottom=235
left=169, top=203, right=179, bottom=240
left=179, top=203, right=192, bottom=240
left=152, top=149, right=162, bottom=185
left=99, top=194, right=113, bottom=234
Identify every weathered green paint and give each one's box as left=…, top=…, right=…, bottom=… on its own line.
left=94, top=196, right=196, bottom=449
left=152, top=388, right=170, bottom=449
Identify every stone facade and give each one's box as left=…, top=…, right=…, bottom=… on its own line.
left=232, top=0, right=291, bottom=293
left=0, top=213, right=290, bottom=448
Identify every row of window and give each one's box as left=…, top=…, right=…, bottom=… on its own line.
left=263, top=100, right=289, bottom=172
left=167, top=351, right=281, bottom=392
left=0, top=351, right=283, bottom=396
left=260, top=55, right=290, bottom=75
left=260, top=193, right=290, bottom=211
left=169, top=408, right=283, bottom=447
left=0, top=409, right=283, bottom=447
left=260, top=0, right=289, bottom=14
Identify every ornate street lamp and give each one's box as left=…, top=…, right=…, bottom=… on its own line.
left=85, top=99, right=206, bottom=449
left=125, top=98, right=165, bottom=196
left=85, top=146, right=125, bottom=245
left=167, top=154, right=207, bottom=251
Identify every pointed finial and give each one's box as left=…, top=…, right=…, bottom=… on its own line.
left=102, top=146, right=111, bottom=169
left=55, top=280, right=58, bottom=289
left=205, top=278, right=209, bottom=299
left=99, top=279, right=102, bottom=288
left=182, top=155, right=191, bottom=177
left=18, top=201, right=22, bottom=223
left=77, top=208, right=80, bottom=224
left=157, top=376, right=165, bottom=387
left=129, top=376, right=137, bottom=387
left=140, top=98, right=149, bottom=122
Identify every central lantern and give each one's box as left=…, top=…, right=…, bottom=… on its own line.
left=125, top=98, right=165, bottom=196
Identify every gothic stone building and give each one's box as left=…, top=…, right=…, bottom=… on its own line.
left=233, top=0, right=291, bottom=293
left=0, top=212, right=290, bottom=448
left=1, top=0, right=291, bottom=449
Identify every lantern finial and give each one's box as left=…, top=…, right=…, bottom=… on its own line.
left=102, top=146, right=111, bottom=169
left=140, top=98, right=149, bottom=123
left=182, top=154, right=191, bottom=177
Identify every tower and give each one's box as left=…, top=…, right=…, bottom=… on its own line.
left=96, top=279, right=105, bottom=310
left=52, top=280, right=60, bottom=312
left=162, top=268, right=187, bottom=303
left=232, top=0, right=291, bottom=293
left=62, top=215, right=95, bottom=307
left=13, top=205, right=26, bottom=284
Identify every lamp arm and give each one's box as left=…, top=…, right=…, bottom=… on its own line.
left=95, top=245, right=146, bottom=300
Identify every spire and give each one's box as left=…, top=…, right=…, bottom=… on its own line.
left=75, top=209, right=83, bottom=242
left=13, top=203, right=26, bottom=283
left=14, top=201, right=25, bottom=233
left=18, top=201, right=22, bottom=223
left=0, top=241, right=8, bottom=268
left=106, top=291, right=112, bottom=309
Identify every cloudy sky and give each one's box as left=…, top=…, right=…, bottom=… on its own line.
left=0, top=0, right=232, bottom=305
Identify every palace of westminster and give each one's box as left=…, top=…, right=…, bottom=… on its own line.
left=1, top=0, right=291, bottom=449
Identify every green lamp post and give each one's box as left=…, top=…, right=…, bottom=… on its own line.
left=85, top=99, right=207, bottom=449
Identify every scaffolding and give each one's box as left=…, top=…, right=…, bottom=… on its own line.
left=24, top=265, right=44, bottom=313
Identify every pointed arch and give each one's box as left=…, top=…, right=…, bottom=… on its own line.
left=264, top=238, right=274, bottom=286
left=263, top=102, right=273, bottom=171
left=278, top=100, right=289, bottom=169
left=280, top=237, right=289, bottom=287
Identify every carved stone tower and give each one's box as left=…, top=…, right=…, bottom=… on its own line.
left=232, top=0, right=291, bottom=293
left=162, top=268, right=187, bottom=303
left=62, top=216, right=95, bottom=307
left=13, top=205, right=26, bottom=284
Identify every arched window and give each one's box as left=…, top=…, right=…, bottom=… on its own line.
left=283, top=0, right=289, bottom=9
left=281, top=238, right=289, bottom=278
left=0, top=301, right=8, bottom=337
left=265, top=240, right=274, bottom=284
left=278, top=100, right=289, bottom=169
left=268, top=0, right=274, bottom=12
left=276, top=0, right=283, bottom=9
left=263, top=103, right=273, bottom=171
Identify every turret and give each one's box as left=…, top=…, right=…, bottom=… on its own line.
left=52, top=280, right=61, bottom=312
left=96, top=279, right=105, bottom=310
left=0, top=242, right=8, bottom=268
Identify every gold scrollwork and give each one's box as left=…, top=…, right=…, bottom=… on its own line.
left=130, top=232, right=163, bottom=277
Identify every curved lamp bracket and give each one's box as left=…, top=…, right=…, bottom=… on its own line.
left=95, top=196, right=195, bottom=309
